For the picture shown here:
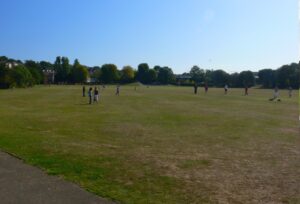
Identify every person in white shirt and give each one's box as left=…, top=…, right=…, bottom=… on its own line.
left=269, top=86, right=281, bottom=101
left=224, top=84, right=228, bottom=94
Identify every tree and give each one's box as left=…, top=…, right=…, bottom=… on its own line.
left=0, top=63, right=11, bottom=88
left=211, top=70, right=230, bottom=87
left=238, top=71, right=255, bottom=87
left=258, top=69, right=276, bottom=88
left=137, top=63, right=150, bottom=83
left=290, top=62, right=300, bottom=89
left=0, top=56, right=8, bottom=63
left=25, top=60, right=43, bottom=84
left=153, top=65, right=161, bottom=72
left=147, top=69, right=157, bottom=83
left=73, top=59, right=80, bottom=67
left=62, top=57, right=71, bottom=82
left=189, top=66, right=205, bottom=84
left=54, top=56, right=71, bottom=83
left=54, top=56, right=62, bottom=83
left=157, top=67, right=174, bottom=84
left=10, top=65, right=33, bottom=87
left=121, top=66, right=135, bottom=83
left=276, top=63, right=299, bottom=89
left=72, top=65, right=88, bottom=83
left=90, top=66, right=101, bottom=83
left=229, top=73, right=239, bottom=87
left=100, top=64, right=119, bottom=83
left=39, top=61, right=53, bottom=70
left=71, top=59, right=88, bottom=83
left=204, top=69, right=213, bottom=85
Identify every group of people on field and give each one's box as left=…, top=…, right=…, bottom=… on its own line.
left=194, top=84, right=246, bottom=95
left=193, top=83, right=293, bottom=101
left=82, top=86, right=99, bottom=104
left=82, top=84, right=293, bottom=104
left=269, top=86, right=293, bottom=102
left=82, top=85, right=120, bottom=104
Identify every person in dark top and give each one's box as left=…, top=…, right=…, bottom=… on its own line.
left=288, top=86, right=292, bottom=98
left=82, top=86, right=86, bottom=97
left=194, top=83, right=198, bottom=94
left=245, top=85, right=248, bottom=96
left=205, top=83, right=208, bottom=94
left=88, top=87, right=93, bottom=104
left=116, top=85, right=120, bottom=96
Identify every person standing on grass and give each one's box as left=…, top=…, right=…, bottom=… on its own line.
left=245, top=85, right=248, bottom=96
left=116, top=85, right=120, bottom=96
left=224, top=84, right=228, bottom=94
left=194, top=83, right=198, bottom=94
left=93, top=86, right=96, bottom=102
left=269, top=86, right=281, bottom=101
left=88, top=87, right=93, bottom=104
left=288, top=86, right=292, bottom=98
left=82, top=86, right=86, bottom=97
left=94, top=87, right=99, bottom=103
left=204, top=83, right=208, bottom=94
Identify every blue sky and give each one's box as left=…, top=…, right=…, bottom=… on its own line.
left=0, top=0, right=299, bottom=73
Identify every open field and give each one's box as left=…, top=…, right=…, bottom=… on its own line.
left=0, top=85, right=299, bottom=204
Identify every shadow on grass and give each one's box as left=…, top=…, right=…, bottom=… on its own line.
left=75, top=103, right=91, bottom=106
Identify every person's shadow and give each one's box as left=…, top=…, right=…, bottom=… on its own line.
left=75, top=103, right=90, bottom=105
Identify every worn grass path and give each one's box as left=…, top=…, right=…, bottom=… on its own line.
left=0, top=151, right=114, bottom=204
left=0, top=85, right=299, bottom=203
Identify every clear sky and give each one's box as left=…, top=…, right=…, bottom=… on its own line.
left=0, top=0, right=299, bottom=73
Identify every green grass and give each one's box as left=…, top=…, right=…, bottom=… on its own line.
left=0, top=85, right=299, bottom=203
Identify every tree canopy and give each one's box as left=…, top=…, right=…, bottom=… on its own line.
left=0, top=55, right=298, bottom=89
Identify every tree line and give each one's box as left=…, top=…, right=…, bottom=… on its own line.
left=188, top=63, right=299, bottom=89
left=0, top=56, right=299, bottom=89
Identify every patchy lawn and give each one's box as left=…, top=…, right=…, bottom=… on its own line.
left=0, top=85, right=299, bottom=203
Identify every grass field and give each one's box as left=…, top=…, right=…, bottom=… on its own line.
left=0, top=85, right=299, bottom=204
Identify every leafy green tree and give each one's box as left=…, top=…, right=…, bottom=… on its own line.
left=238, top=71, right=255, bottom=87
left=0, top=63, right=11, bottom=88
left=100, top=64, right=119, bottom=84
left=137, top=63, right=150, bottom=83
left=258, top=69, right=276, bottom=88
left=39, top=61, right=53, bottom=71
left=62, top=57, right=71, bottom=82
left=153, top=65, right=161, bottom=72
left=54, top=56, right=62, bottom=82
left=73, top=59, right=80, bottom=67
left=90, top=66, right=101, bottom=83
left=0, top=56, right=8, bottom=63
left=290, top=62, right=300, bottom=88
left=211, top=70, right=230, bottom=87
left=190, top=66, right=205, bottom=84
left=229, top=73, right=239, bottom=87
left=204, top=69, right=213, bottom=85
left=157, top=67, right=174, bottom=84
left=10, top=65, right=33, bottom=87
left=25, top=60, right=43, bottom=84
left=147, top=69, right=157, bottom=83
left=276, top=63, right=299, bottom=88
left=71, top=59, right=88, bottom=83
left=54, top=56, right=71, bottom=83
left=121, top=66, right=135, bottom=83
